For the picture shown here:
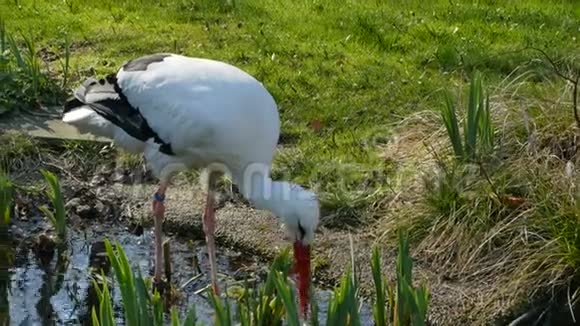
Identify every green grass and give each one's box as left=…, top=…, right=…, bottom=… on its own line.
left=0, top=17, right=68, bottom=114
left=1, top=1, right=580, bottom=322
left=1, top=0, right=577, bottom=226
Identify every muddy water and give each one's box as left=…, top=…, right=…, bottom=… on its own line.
left=0, top=221, right=373, bottom=325
left=1, top=221, right=259, bottom=325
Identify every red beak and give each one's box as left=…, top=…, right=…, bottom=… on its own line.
left=293, top=240, right=311, bottom=318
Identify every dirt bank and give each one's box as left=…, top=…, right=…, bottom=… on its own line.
left=3, top=135, right=565, bottom=326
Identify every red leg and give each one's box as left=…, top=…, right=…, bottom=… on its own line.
left=152, top=182, right=168, bottom=284
left=203, top=178, right=220, bottom=295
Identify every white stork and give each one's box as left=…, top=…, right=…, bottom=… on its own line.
left=62, top=53, right=319, bottom=316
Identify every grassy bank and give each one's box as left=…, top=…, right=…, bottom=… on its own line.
left=1, top=0, right=577, bottom=224
left=1, top=0, right=580, bottom=323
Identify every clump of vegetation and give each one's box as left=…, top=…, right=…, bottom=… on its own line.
left=92, top=239, right=190, bottom=326
left=0, top=18, right=68, bottom=115
left=373, top=229, right=429, bottom=326
left=39, top=170, right=67, bottom=241
left=399, top=62, right=580, bottom=322
left=441, top=71, right=494, bottom=163
left=94, top=231, right=429, bottom=325
left=0, top=133, right=38, bottom=170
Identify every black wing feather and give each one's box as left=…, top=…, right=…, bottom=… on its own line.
left=63, top=73, right=174, bottom=155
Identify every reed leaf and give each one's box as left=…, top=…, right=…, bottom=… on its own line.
left=441, top=70, right=494, bottom=163
left=40, top=170, right=66, bottom=240
left=0, top=172, right=12, bottom=226
left=182, top=306, right=198, bottom=326
left=152, top=290, right=164, bottom=326
left=441, top=93, right=464, bottom=160
left=104, top=239, right=140, bottom=326
left=273, top=271, right=300, bottom=326
left=171, top=308, right=181, bottom=326
left=309, top=282, right=320, bottom=326
left=465, top=71, right=481, bottom=160
left=371, top=245, right=386, bottom=326
left=61, top=34, right=71, bottom=88
left=92, top=274, right=115, bottom=326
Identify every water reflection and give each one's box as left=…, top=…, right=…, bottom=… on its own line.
left=0, top=223, right=348, bottom=325
left=0, top=225, right=12, bottom=326
left=35, top=244, right=69, bottom=325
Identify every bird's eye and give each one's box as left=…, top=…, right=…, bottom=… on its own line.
left=297, top=221, right=305, bottom=240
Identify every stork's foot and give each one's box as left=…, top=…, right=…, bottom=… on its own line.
left=152, top=278, right=168, bottom=295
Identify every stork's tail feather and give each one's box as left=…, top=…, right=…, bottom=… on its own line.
left=74, top=77, right=99, bottom=102
left=63, top=78, right=97, bottom=113
left=61, top=76, right=122, bottom=138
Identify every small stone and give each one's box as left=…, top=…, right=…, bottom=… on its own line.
left=113, top=171, right=126, bottom=183
left=94, top=201, right=107, bottom=216
left=214, top=192, right=230, bottom=209
left=77, top=205, right=92, bottom=219
left=65, top=197, right=82, bottom=209
left=90, top=174, right=105, bottom=186
left=95, top=187, right=107, bottom=198
left=10, top=225, right=25, bottom=239
left=33, top=233, right=57, bottom=265
left=96, top=164, right=113, bottom=176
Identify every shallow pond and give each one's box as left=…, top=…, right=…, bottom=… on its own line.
left=0, top=220, right=373, bottom=325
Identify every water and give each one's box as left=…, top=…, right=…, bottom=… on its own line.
left=0, top=221, right=373, bottom=325
left=0, top=222, right=256, bottom=325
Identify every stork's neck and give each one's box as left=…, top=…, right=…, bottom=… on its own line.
left=234, top=164, right=319, bottom=244
left=237, top=168, right=312, bottom=217
left=242, top=176, right=296, bottom=216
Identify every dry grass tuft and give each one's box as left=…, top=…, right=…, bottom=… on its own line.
left=374, top=67, right=580, bottom=323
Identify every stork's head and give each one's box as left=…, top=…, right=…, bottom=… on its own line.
left=280, top=187, right=320, bottom=246
left=275, top=185, right=319, bottom=318
left=241, top=173, right=320, bottom=317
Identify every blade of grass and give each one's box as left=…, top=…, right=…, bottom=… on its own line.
left=7, top=34, right=25, bottom=70
left=61, top=33, right=70, bottom=88
left=171, top=307, right=180, bottom=326
left=182, top=305, right=198, bottom=326
left=371, top=245, right=386, bottom=326
left=208, top=289, right=231, bottom=326
left=92, top=308, right=101, bottom=326
left=272, top=271, right=300, bottom=326
left=441, top=93, right=464, bottom=160
left=465, top=71, right=482, bottom=160
left=0, top=172, right=12, bottom=226
left=135, top=269, right=154, bottom=326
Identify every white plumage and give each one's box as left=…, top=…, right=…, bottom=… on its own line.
left=62, top=53, right=319, bottom=308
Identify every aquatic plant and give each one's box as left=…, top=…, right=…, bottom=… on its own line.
left=0, top=171, right=12, bottom=226
left=93, top=239, right=197, bottom=326
left=94, top=231, right=429, bottom=325
left=39, top=170, right=67, bottom=240
left=393, top=230, right=429, bottom=326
